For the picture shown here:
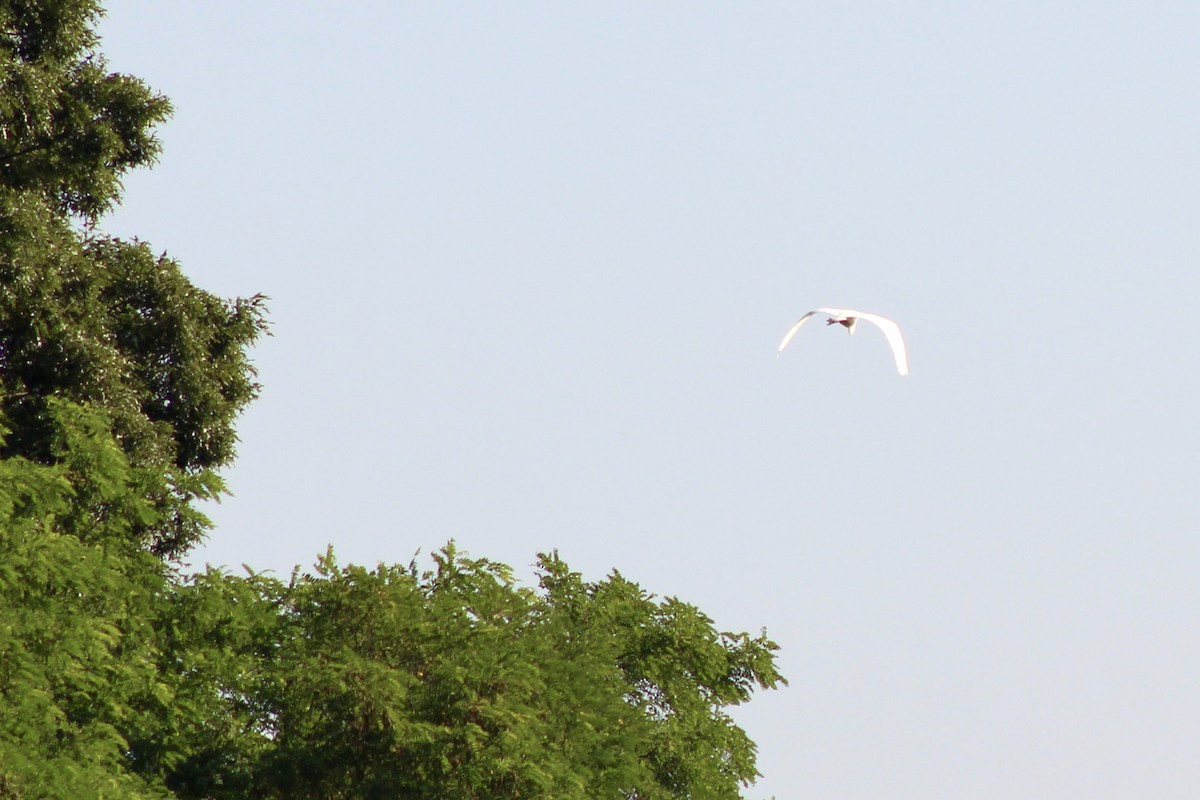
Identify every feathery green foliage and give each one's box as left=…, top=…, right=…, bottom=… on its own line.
left=0, top=0, right=268, bottom=557
left=0, top=403, right=172, bottom=798
left=143, top=547, right=784, bottom=799
left=0, top=2, right=785, bottom=797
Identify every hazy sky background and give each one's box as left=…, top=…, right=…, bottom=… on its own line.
left=98, top=3, right=1198, bottom=797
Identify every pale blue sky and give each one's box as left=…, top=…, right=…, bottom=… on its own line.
left=100, top=3, right=1199, bottom=797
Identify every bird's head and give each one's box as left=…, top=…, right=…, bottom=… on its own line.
left=827, top=317, right=858, bottom=334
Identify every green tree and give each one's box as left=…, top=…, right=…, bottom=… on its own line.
left=0, top=401, right=173, bottom=798
left=0, top=5, right=787, bottom=798
left=0, top=408, right=787, bottom=798
left=0, top=0, right=268, bottom=558
left=141, top=546, right=784, bottom=799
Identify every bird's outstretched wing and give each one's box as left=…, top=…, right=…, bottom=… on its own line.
left=776, top=310, right=820, bottom=352
left=847, top=310, right=909, bottom=376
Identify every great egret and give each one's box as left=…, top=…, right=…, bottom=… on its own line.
left=778, top=307, right=909, bottom=376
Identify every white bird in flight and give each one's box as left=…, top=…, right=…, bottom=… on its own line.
left=778, top=307, right=909, bottom=376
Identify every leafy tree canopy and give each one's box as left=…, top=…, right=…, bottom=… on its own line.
left=141, top=546, right=785, bottom=799
left=0, top=0, right=268, bottom=557
left=1, top=0, right=168, bottom=218
left=0, top=3, right=787, bottom=797
left=0, top=402, right=174, bottom=798
left=0, top=403, right=786, bottom=798
left=1, top=411, right=786, bottom=797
